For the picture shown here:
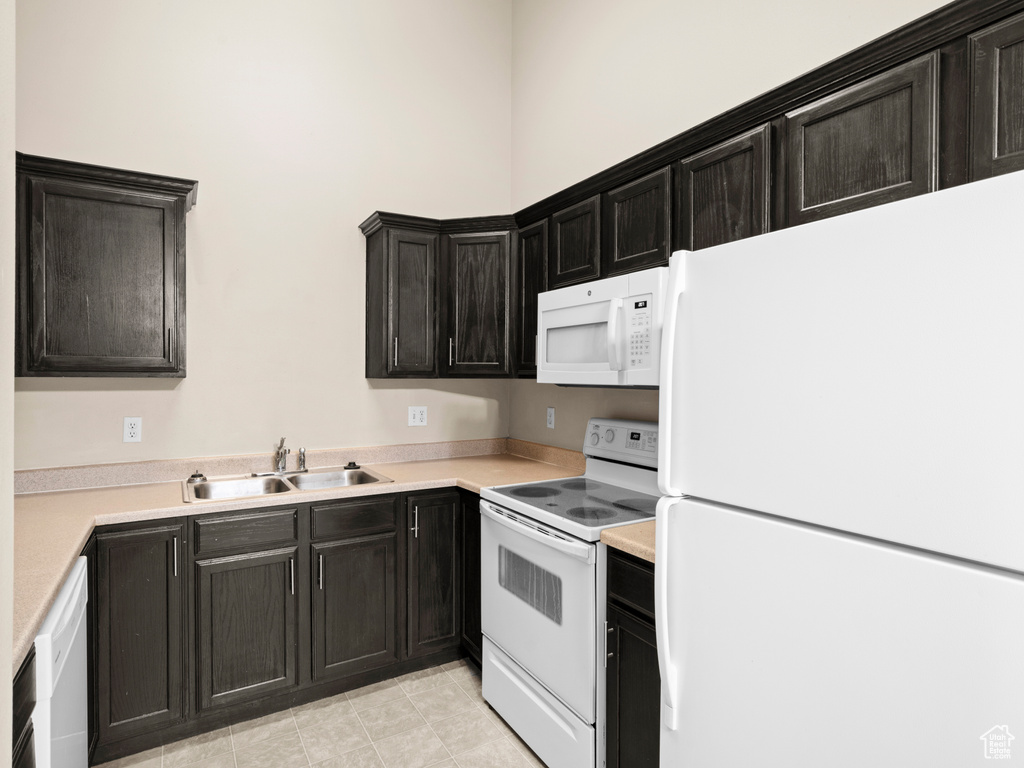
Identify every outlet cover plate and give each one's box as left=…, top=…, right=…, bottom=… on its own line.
left=123, top=417, right=142, bottom=442
left=408, top=406, right=427, bottom=427
left=547, top=407, right=555, bottom=429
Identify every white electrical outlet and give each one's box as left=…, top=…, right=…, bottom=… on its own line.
left=123, top=417, right=142, bottom=442
left=547, top=407, right=555, bottom=429
left=408, top=406, right=428, bottom=427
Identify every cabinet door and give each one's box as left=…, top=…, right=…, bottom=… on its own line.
left=676, top=125, right=770, bottom=250
left=971, top=12, right=1024, bottom=179
left=603, top=167, right=671, bottom=275
left=459, top=491, right=482, bottom=664
left=512, top=220, right=547, bottom=377
left=548, top=195, right=600, bottom=288
left=388, top=229, right=437, bottom=375
left=312, top=533, right=398, bottom=681
left=786, top=52, right=938, bottom=225
left=605, top=603, right=660, bottom=768
left=407, top=492, right=461, bottom=658
left=95, top=523, right=186, bottom=744
left=196, top=547, right=299, bottom=712
left=444, top=231, right=511, bottom=376
left=17, top=173, right=186, bottom=376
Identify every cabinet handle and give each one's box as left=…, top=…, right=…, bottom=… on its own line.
left=605, top=621, right=614, bottom=667
left=449, top=337, right=453, bottom=366
left=394, top=337, right=398, bottom=367
left=290, top=557, right=295, bottom=595
left=173, top=536, right=178, bottom=577
left=318, top=554, right=324, bottom=590
left=411, top=506, right=419, bottom=538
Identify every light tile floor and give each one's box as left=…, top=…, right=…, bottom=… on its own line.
left=95, top=659, right=547, bottom=768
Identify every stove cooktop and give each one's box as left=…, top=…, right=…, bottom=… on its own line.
left=484, top=475, right=658, bottom=540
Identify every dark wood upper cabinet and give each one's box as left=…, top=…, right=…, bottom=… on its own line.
left=785, top=52, right=938, bottom=225
left=512, top=219, right=547, bottom=377
left=195, top=546, right=300, bottom=712
left=548, top=195, right=600, bottom=289
left=15, top=154, right=196, bottom=377
left=442, top=231, right=511, bottom=377
left=361, top=214, right=438, bottom=378
left=602, top=167, right=671, bottom=275
left=676, top=125, right=771, bottom=250
left=94, top=522, right=186, bottom=746
left=406, top=491, right=461, bottom=659
left=971, top=11, right=1024, bottom=179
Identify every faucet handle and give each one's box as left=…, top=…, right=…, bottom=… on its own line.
left=298, top=447, right=306, bottom=471
left=277, top=437, right=287, bottom=451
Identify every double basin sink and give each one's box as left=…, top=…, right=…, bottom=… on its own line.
left=182, top=466, right=393, bottom=503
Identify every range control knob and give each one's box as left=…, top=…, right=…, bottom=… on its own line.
left=605, top=429, right=615, bottom=443
left=590, top=432, right=600, bottom=446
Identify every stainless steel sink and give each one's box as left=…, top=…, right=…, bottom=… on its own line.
left=288, top=468, right=392, bottom=491
left=186, top=475, right=294, bottom=502
left=182, top=466, right=392, bottom=502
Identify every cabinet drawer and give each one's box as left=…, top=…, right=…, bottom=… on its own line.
left=311, top=496, right=398, bottom=540
left=608, top=550, right=654, bottom=621
left=193, top=507, right=298, bottom=555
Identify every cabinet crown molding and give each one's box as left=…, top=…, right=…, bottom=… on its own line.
left=16, top=152, right=199, bottom=212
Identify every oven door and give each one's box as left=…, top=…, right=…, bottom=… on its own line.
left=480, top=500, right=597, bottom=721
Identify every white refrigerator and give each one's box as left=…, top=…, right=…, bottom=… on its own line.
left=656, top=170, right=1024, bottom=767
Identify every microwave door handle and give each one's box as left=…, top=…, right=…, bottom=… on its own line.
left=607, top=298, right=624, bottom=371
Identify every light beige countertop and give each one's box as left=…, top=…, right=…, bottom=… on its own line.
left=13, top=453, right=581, bottom=673
left=601, top=520, right=656, bottom=564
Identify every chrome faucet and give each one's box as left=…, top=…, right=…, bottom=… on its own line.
left=298, top=447, right=306, bottom=472
left=275, top=437, right=290, bottom=473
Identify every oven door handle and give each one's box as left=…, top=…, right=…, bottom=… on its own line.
left=480, top=502, right=595, bottom=564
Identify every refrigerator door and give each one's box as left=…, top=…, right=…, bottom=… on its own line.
left=659, top=170, right=1024, bottom=571
left=656, top=497, right=1024, bottom=767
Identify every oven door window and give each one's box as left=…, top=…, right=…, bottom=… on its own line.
left=498, top=545, right=562, bottom=625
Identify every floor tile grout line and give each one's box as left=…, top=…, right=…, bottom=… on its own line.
left=288, top=706, right=312, bottom=767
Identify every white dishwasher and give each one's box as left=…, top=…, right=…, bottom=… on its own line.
left=34, top=556, right=89, bottom=768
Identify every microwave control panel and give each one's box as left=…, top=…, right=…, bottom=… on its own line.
left=627, top=295, right=654, bottom=369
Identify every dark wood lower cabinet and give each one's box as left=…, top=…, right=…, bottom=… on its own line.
left=312, top=533, right=398, bottom=681
left=89, top=490, right=474, bottom=762
left=407, top=491, right=461, bottom=658
left=459, top=490, right=482, bottom=665
left=13, top=647, right=36, bottom=768
left=94, top=521, right=186, bottom=746
left=606, top=550, right=659, bottom=768
left=195, top=547, right=299, bottom=712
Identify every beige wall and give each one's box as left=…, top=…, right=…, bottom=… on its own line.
left=506, top=0, right=950, bottom=448
left=1, top=0, right=13, bottom=737
left=14, top=0, right=514, bottom=469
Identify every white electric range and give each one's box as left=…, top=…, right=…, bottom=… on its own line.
left=479, top=418, right=659, bottom=768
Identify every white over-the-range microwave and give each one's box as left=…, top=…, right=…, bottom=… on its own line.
left=537, top=265, right=668, bottom=387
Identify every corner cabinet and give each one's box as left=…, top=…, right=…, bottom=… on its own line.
left=442, top=231, right=512, bottom=376
left=16, top=153, right=197, bottom=377
left=361, top=212, right=516, bottom=379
